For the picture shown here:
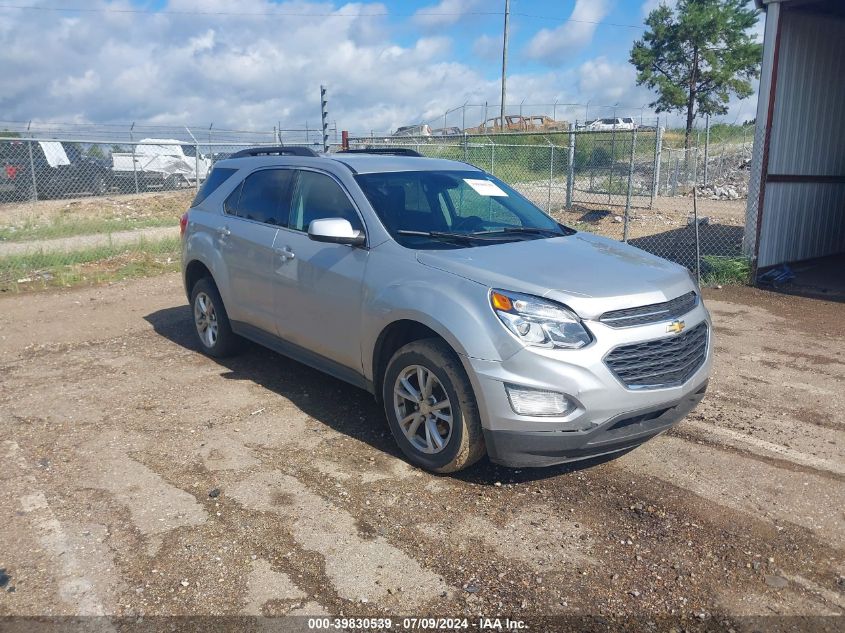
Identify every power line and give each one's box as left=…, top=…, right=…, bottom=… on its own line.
left=0, top=3, right=647, bottom=29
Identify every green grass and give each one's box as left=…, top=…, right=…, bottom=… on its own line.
left=701, top=255, right=752, bottom=286
left=662, top=123, right=755, bottom=150
left=0, top=215, right=176, bottom=242
left=0, top=237, right=181, bottom=292
left=391, top=129, right=659, bottom=183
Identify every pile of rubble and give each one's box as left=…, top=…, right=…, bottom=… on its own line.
left=697, top=183, right=745, bottom=200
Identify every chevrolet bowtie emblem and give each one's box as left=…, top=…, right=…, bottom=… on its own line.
left=666, top=319, right=686, bottom=334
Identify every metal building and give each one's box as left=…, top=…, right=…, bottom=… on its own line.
left=744, top=0, right=845, bottom=292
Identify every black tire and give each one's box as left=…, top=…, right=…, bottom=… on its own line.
left=164, top=174, right=183, bottom=190
left=189, top=277, right=241, bottom=358
left=382, top=338, right=485, bottom=473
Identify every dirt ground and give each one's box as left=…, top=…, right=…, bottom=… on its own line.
left=0, top=191, right=191, bottom=229
left=0, top=275, right=842, bottom=631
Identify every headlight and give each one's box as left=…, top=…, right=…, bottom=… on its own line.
left=490, top=289, right=591, bottom=349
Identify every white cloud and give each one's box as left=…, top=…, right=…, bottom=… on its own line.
left=50, top=69, right=101, bottom=99
left=472, top=34, right=500, bottom=61
left=640, top=0, right=676, bottom=18
left=0, top=0, right=759, bottom=134
left=578, top=57, right=637, bottom=102
left=524, top=0, right=611, bottom=64
left=413, top=0, right=481, bottom=29
left=0, top=0, right=484, bottom=134
left=574, top=56, right=663, bottom=122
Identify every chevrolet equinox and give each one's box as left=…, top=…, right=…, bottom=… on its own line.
left=180, top=147, right=711, bottom=473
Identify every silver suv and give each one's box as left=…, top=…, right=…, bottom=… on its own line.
left=180, top=147, right=711, bottom=473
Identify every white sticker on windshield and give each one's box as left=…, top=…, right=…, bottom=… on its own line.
left=463, top=178, right=508, bottom=197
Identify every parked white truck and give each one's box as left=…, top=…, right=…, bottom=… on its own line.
left=111, top=139, right=211, bottom=191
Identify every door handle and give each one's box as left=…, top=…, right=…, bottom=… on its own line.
left=217, top=226, right=231, bottom=237
left=275, top=246, right=296, bottom=261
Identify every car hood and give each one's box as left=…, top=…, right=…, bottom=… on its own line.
left=416, top=232, right=695, bottom=320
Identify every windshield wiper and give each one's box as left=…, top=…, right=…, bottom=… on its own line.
left=396, top=230, right=507, bottom=243
left=469, top=226, right=564, bottom=237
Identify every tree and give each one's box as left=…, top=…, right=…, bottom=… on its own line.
left=630, top=0, right=762, bottom=149
left=87, top=145, right=105, bottom=159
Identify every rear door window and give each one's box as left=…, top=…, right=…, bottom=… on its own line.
left=224, top=168, right=294, bottom=226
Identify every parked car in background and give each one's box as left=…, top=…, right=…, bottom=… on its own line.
left=180, top=146, right=712, bottom=473
left=469, top=114, right=568, bottom=134
left=587, top=117, right=637, bottom=131
left=392, top=124, right=432, bottom=138
left=111, top=138, right=211, bottom=192
left=0, top=140, right=111, bottom=201
left=431, top=127, right=463, bottom=137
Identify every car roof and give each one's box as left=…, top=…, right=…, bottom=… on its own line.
left=215, top=152, right=482, bottom=175
left=329, top=154, right=480, bottom=174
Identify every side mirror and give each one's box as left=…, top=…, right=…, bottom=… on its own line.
left=307, top=218, right=366, bottom=247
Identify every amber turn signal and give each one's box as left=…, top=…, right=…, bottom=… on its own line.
left=490, top=291, right=513, bottom=311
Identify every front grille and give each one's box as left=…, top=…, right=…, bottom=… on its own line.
left=599, top=291, right=698, bottom=328
left=604, top=322, right=708, bottom=389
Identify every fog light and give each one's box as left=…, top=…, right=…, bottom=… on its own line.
left=505, top=384, right=576, bottom=416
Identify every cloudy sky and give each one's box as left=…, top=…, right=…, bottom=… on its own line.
left=0, top=0, right=765, bottom=136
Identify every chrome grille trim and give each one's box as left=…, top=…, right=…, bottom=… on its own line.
left=604, top=322, right=708, bottom=390
left=599, top=291, right=698, bottom=328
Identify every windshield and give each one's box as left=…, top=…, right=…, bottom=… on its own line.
left=355, top=170, right=572, bottom=249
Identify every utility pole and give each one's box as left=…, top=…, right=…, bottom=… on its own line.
left=499, top=0, right=510, bottom=127
left=703, top=113, right=710, bottom=187
left=320, top=85, right=329, bottom=153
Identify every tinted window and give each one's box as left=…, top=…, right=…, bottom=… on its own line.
left=224, top=181, right=243, bottom=216
left=192, top=167, right=236, bottom=206
left=228, top=169, right=294, bottom=226
left=290, top=171, right=362, bottom=232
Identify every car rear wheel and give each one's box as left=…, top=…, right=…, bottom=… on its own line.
left=382, top=338, right=485, bottom=473
left=190, top=277, right=241, bottom=358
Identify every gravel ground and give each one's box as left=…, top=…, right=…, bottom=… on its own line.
left=0, top=275, right=842, bottom=631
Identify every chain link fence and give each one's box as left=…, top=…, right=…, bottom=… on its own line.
left=344, top=122, right=753, bottom=283
left=0, top=137, right=294, bottom=291
left=1, top=122, right=754, bottom=293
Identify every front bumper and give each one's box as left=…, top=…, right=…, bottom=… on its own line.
left=484, top=381, right=707, bottom=467
left=462, top=302, right=712, bottom=467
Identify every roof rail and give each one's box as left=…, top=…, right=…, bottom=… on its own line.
left=230, top=146, right=320, bottom=159
left=339, top=148, right=423, bottom=157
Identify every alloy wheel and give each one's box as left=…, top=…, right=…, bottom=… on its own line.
left=393, top=365, right=453, bottom=454
left=194, top=292, right=219, bottom=348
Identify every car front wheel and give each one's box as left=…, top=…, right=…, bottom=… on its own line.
left=382, top=338, right=485, bottom=473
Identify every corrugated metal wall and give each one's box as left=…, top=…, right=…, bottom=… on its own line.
left=757, top=7, right=845, bottom=268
